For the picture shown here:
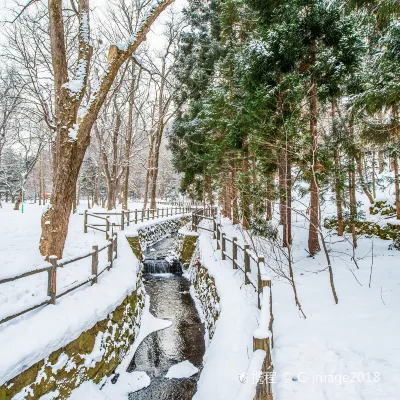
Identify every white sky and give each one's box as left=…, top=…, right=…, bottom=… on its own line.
left=0, top=0, right=188, bottom=49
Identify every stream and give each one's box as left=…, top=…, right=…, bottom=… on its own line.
left=127, top=235, right=205, bottom=399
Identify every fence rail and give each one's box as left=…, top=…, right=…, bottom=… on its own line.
left=0, top=234, right=118, bottom=326
left=192, top=209, right=274, bottom=399
left=84, top=206, right=201, bottom=237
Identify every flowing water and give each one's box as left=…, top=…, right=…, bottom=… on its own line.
left=128, top=236, right=205, bottom=399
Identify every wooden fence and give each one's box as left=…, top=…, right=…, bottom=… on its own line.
left=192, top=209, right=274, bottom=399
left=0, top=235, right=118, bottom=326
left=84, top=206, right=199, bottom=237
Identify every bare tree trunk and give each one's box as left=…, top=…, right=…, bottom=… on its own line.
left=39, top=154, right=43, bottom=206
left=40, top=0, right=175, bottom=258
left=14, top=192, right=22, bottom=211
left=123, top=62, right=140, bottom=210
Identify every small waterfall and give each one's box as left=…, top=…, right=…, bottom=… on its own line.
left=142, top=258, right=183, bottom=274
left=142, top=235, right=183, bottom=275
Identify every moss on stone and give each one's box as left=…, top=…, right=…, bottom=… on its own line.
left=127, top=236, right=142, bottom=259
left=1, top=286, right=145, bottom=400
left=179, top=235, right=198, bottom=265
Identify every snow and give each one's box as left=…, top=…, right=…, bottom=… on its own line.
left=0, top=201, right=179, bottom=387
left=69, top=381, right=110, bottom=400
left=235, top=350, right=266, bottom=400
left=178, top=227, right=199, bottom=236
left=165, top=360, right=199, bottom=379
left=69, top=294, right=172, bottom=398
left=193, top=223, right=259, bottom=400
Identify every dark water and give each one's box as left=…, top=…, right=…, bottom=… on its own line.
left=128, top=237, right=205, bottom=400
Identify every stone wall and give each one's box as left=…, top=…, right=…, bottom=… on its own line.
left=126, top=216, right=191, bottom=256
left=0, top=278, right=145, bottom=400
left=187, top=247, right=220, bottom=340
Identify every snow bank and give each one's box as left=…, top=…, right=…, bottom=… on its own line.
left=193, top=226, right=259, bottom=400
left=165, top=360, right=199, bottom=379
left=0, top=230, right=139, bottom=386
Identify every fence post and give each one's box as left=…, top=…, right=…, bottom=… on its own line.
left=162, top=208, right=164, bottom=218
left=257, top=256, right=265, bottom=309
left=213, top=219, right=217, bottom=239
left=232, top=237, right=238, bottom=269
left=126, top=211, right=130, bottom=227
left=167, top=208, right=169, bottom=217
left=121, top=211, right=125, bottom=231
left=192, top=213, right=197, bottom=232
left=157, top=208, right=159, bottom=219
left=253, top=335, right=273, bottom=400
left=84, top=209, right=88, bottom=233
left=108, top=239, right=113, bottom=269
left=244, top=244, right=250, bottom=285
left=92, top=245, right=99, bottom=284
left=106, top=216, right=110, bottom=240
left=221, top=233, right=226, bottom=260
left=216, top=224, right=221, bottom=250
left=135, top=209, right=138, bottom=224
left=47, top=256, right=57, bottom=305
left=141, top=209, right=144, bottom=222
left=114, top=233, right=118, bottom=259
left=147, top=209, right=150, bottom=220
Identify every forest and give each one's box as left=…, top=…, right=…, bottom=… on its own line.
left=0, top=1, right=400, bottom=399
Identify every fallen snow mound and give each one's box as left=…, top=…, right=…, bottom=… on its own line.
left=165, top=360, right=199, bottom=379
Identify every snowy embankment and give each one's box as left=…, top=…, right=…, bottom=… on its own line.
left=193, top=223, right=260, bottom=400
left=0, top=201, right=182, bottom=387
left=244, top=191, right=399, bottom=400
left=68, top=295, right=173, bottom=399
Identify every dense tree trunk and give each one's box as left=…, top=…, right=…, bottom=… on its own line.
left=308, top=39, right=320, bottom=255
left=282, top=143, right=292, bottom=247
left=378, top=151, right=385, bottom=174
left=334, top=150, right=344, bottom=236
left=394, top=157, right=400, bottom=219
left=231, top=159, right=240, bottom=224
left=278, top=151, right=285, bottom=225
left=349, top=119, right=358, bottom=248
left=241, top=149, right=251, bottom=229
left=372, top=151, right=376, bottom=199
left=266, top=172, right=274, bottom=221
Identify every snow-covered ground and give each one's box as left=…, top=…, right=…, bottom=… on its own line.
left=207, top=189, right=400, bottom=400
left=0, top=200, right=188, bottom=389
left=192, top=223, right=260, bottom=400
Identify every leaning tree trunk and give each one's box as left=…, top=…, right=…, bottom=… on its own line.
left=40, top=0, right=175, bottom=259
left=356, top=155, right=374, bottom=204
left=308, top=39, right=320, bottom=255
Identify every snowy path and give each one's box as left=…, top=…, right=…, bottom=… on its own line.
left=193, top=224, right=260, bottom=400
